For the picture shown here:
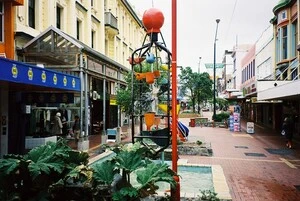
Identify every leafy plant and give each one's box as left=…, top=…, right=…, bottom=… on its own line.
left=214, top=112, right=230, bottom=122
left=108, top=142, right=177, bottom=200
left=0, top=139, right=89, bottom=201
left=0, top=141, right=176, bottom=201
left=198, top=190, right=220, bottom=201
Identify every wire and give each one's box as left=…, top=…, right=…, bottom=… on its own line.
left=225, top=0, right=238, bottom=42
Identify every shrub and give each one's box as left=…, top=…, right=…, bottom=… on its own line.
left=214, top=112, right=230, bottom=122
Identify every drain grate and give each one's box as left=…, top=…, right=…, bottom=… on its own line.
left=265, top=148, right=292, bottom=155
left=235, top=146, right=248, bottom=149
left=244, top=152, right=266, bottom=157
left=294, top=185, right=300, bottom=191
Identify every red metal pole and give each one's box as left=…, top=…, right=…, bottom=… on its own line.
left=171, top=0, right=180, bottom=200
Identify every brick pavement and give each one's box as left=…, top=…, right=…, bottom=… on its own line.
left=69, top=112, right=300, bottom=201
left=179, top=112, right=300, bottom=201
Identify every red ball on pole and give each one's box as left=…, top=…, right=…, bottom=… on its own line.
left=142, top=8, right=164, bottom=33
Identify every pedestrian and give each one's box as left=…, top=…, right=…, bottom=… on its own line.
left=52, top=112, right=63, bottom=136
left=61, top=115, right=68, bottom=136
left=72, top=115, right=80, bottom=142
left=282, top=116, right=294, bottom=149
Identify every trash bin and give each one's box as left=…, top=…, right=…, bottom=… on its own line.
left=246, top=122, right=254, bottom=134
left=190, top=118, right=195, bottom=127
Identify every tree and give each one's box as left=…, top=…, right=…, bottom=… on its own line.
left=116, top=66, right=151, bottom=116
left=179, top=67, right=213, bottom=113
left=179, top=67, right=197, bottom=112
left=195, top=72, right=213, bottom=113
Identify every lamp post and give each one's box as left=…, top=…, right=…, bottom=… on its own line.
left=198, top=57, right=202, bottom=74
left=213, top=19, right=220, bottom=120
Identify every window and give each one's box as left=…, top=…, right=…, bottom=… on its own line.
left=282, top=26, right=287, bottom=60
left=278, top=10, right=287, bottom=22
left=0, top=2, right=3, bottom=42
left=28, top=0, right=35, bottom=28
left=276, top=30, right=280, bottom=63
left=292, top=21, right=298, bottom=57
left=253, top=59, right=255, bottom=76
left=56, top=6, right=62, bottom=29
left=76, top=19, right=81, bottom=40
left=91, top=30, right=95, bottom=48
left=291, top=68, right=298, bottom=80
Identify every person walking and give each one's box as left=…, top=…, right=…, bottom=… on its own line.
left=282, top=116, right=294, bottom=149
left=72, top=115, right=80, bottom=142
left=52, top=112, right=63, bottom=136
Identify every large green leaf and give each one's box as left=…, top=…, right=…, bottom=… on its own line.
left=92, top=160, right=118, bottom=185
left=135, top=162, right=176, bottom=189
left=65, top=150, right=89, bottom=168
left=25, top=141, right=71, bottom=179
left=64, top=164, right=93, bottom=185
left=25, top=141, right=71, bottom=163
left=112, top=187, right=139, bottom=201
left=28, top=160, right=65, bottom=179
left=114, top=151, right=145, bottom=173
left=0, top=158, right=20, bottom=176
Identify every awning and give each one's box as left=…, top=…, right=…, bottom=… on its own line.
left=0, top=57, right=80, bottom=91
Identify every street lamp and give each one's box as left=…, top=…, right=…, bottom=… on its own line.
left=213, top=19, right=220, bottom=120
left=198, top=57, right=202, bottom=74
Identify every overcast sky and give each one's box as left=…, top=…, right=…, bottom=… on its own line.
left=128, top=0, right=279, bottom=72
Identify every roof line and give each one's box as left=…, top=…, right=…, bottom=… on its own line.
left=23, top=26, right=84, bottom=50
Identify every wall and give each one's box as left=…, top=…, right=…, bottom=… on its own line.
left=255, top=25, right=274, bottom=80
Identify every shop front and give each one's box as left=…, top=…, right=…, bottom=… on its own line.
left=0, top=57, right=80, bottom=156
left=19, top=26, right=128, bottom=141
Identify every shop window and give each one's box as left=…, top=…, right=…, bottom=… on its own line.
left=28, top=0, right=35, bottom=28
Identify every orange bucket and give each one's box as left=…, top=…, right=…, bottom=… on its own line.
left=144, top=112, right=155, bottom=130
left=153, top=70, right=160, bottom=78
left=145, top=72, right=154, bottom=84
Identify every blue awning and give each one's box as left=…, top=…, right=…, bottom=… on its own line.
left=0, top=57, right=80, bottom=91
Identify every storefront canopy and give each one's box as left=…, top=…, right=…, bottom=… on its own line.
left=0, top=57, right=80, bottom=91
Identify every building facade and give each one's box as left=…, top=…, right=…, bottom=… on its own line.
left=0, top=0, right=147, bottom=156
left=257, top=0, right=299, bottom=132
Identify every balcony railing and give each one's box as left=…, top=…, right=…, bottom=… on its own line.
left=105, top=12, right=118, bottom=31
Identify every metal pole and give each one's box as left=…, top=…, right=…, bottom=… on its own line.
left=213, top=19, right=220, bottom=120
left=79, top=53, right=84, bottom=136
left=171, top=0, right=180, bottom=200
left=117, top=69, right=121, bottom=128
left=84, top=55, right=89, bottom=137
left=198, top=56, right=201, bottom=74
left=103, top=65, right=106, bottom=137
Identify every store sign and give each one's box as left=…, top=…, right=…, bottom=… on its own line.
left=106, top=68, right=117, bottom=79
left=204, top=63, right=225, bottom=68
left=110, top=99, right=117, bottom=105
left=0, top=57, right=80, bottom=91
